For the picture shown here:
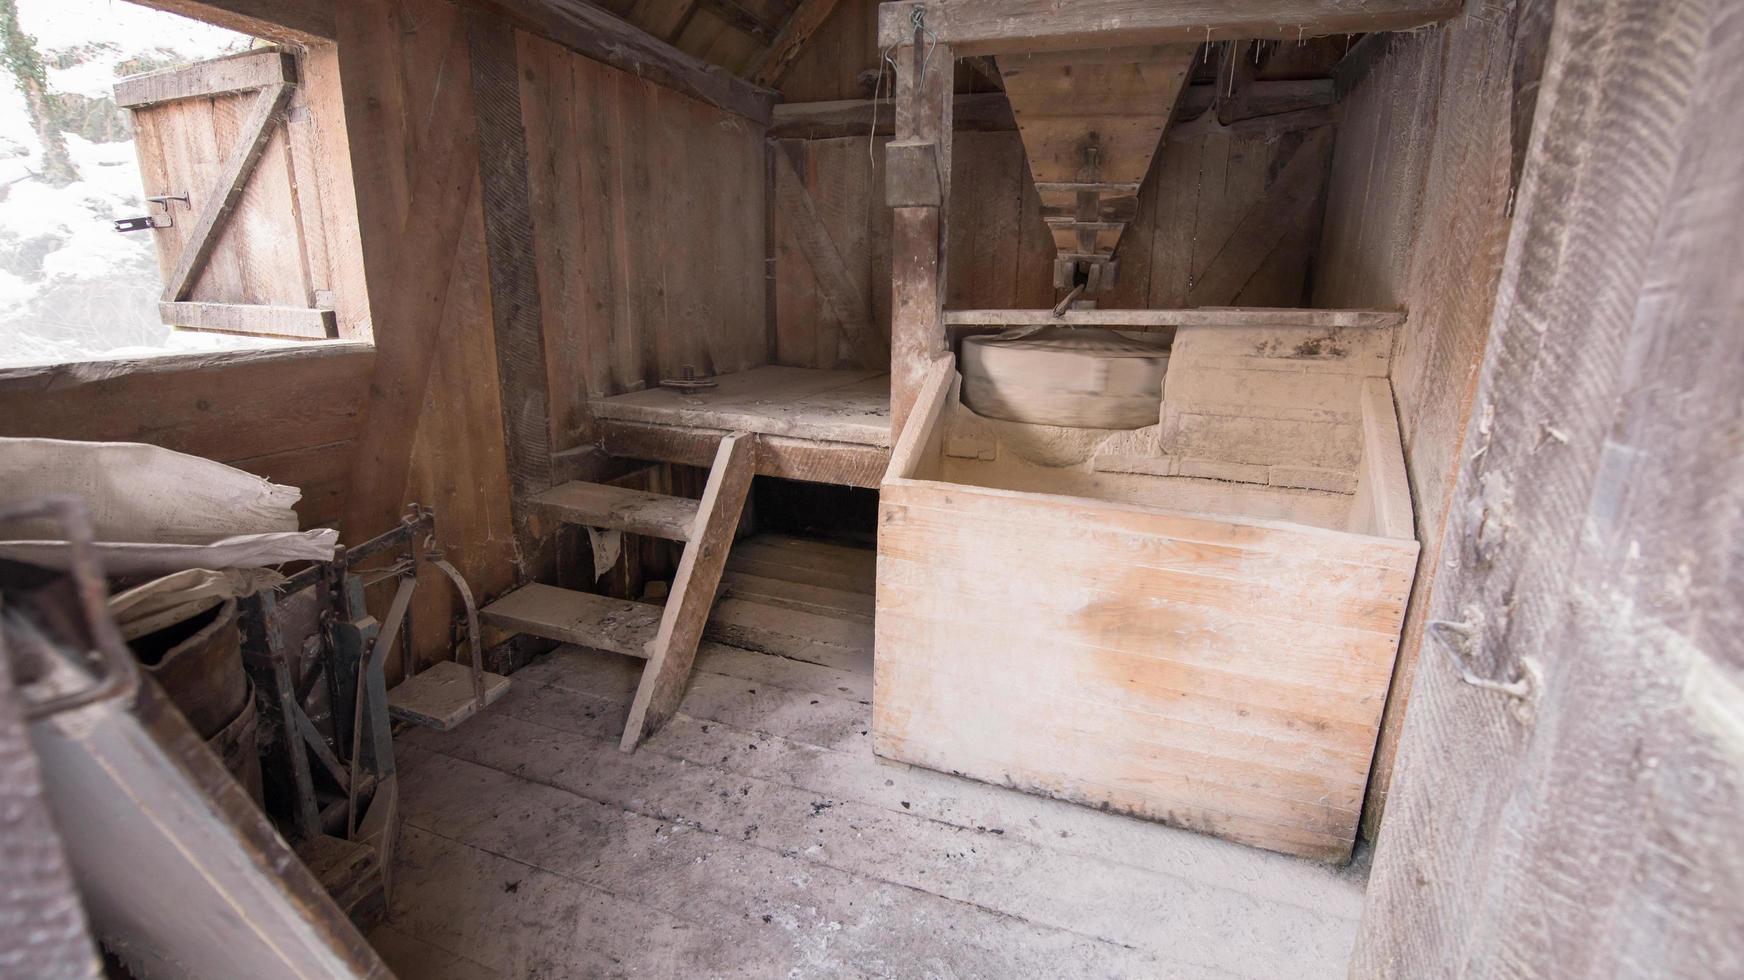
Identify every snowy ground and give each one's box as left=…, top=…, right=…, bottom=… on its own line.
left=0, top=0, right=288, bottom=367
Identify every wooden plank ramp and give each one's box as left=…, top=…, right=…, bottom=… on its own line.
left=376, top=532, right=1367, bottom=979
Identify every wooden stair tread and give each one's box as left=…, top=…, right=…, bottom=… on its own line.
left=388, top=660, right=512, bottom=731
left=482, top=584, right=658, bottom=659
left=532, top=481, right=698, bottom=541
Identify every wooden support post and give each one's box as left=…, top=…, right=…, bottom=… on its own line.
left=888, top=27, right=952, bottom=439
left=467, top=9, right=556, bottom=578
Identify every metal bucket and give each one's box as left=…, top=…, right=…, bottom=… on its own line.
left=132, top=597, right=247, bottom=737
left=131, top=597, right=260, bottom=802
left=206, top=681, right=264, bottom=807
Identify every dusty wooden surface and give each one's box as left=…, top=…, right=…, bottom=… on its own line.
left=600, top=421, right=891, bottom=488
left=374, top=533, right=1369, bottom=978
left=591, top=366, right=891, bottom=447
left=1353, top=0, right=1744, bottom=969
left=880, top=369, right=1417, bottom=861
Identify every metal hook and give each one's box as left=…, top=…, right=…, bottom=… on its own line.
left=1426, top=615, right=1536, bottom=702
left=911, top=5, right=940, bottom=84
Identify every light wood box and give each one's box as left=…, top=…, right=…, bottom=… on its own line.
left=874, top=352, right=1418, bottom=862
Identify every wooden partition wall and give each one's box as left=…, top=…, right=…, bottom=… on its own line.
left=771, top=126, right=1334, bottom=372
left=0, top=0, right=771, bottom=674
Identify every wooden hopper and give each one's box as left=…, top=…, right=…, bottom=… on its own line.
left=998, top=44, right=1198, bottom=291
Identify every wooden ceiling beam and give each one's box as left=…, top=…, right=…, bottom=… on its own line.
left=876, top=0, right=1462, bottom=56
left=458, top=0, right=777, bottom=124
left=127, top=0, right=334, bottom=44
left=748, top=0, right=846, bottom=88
left=769, top=92, right=1014, bottom=138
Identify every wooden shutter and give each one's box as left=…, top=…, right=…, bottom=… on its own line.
left=117, top=48, right=336, bottom=340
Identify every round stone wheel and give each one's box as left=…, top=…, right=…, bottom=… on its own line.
left=961, top=326, right=1169, bottom=429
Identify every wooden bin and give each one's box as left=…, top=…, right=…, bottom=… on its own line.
left=874, top=345, right=1418, bottom=862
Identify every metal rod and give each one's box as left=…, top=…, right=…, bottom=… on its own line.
left=1052, top=282, right=1086, bottom=318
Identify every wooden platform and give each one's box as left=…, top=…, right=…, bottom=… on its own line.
left=592, top=367, right=892, bottom=488
left=371, top=534, right=1367, bottom=978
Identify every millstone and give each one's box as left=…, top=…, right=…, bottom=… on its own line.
left=960, top=327, right=1169, bottom=430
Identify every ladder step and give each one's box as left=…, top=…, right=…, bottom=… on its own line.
left=387, top=660, right=512, bottom=731
left=531, top=481, right=698, bottom=541
left=481, top=583, right=658, bottom=659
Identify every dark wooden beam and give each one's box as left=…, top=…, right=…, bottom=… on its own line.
left=1177, top=78, right=1338, bottom=120
left=458, top=0, right=777, bottom=125
left=1333, top=31, right=1393, bottom=98
left=466, top=9, right=555, bottom=577
left=748, top=0, right=846, bottom=88
left=693, top=0, right=781, bottom=41
left=128, top=0, right=334, bottom=43
left=877, top=0, right=1461, bottom=56
left=769, top=92, right=1014, bottom=138
left=1169, top=104, right=1334, bottom=142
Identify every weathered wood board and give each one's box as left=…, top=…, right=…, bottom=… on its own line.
left=590, top=365, right=891, bottom=447
left=876, top=360, right=1417, bottom=861
left=997, top=44, right=1197, bottom=277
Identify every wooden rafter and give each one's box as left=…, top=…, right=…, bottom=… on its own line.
left=689, top=0, right=782, bottom=41
left=770, top=92, right=1013, bottom=138
left=748, top=0, right=845, bottom=87
left=458, top=0, right=777, bottom=124
left=877, top=0, right=1462, bottom=56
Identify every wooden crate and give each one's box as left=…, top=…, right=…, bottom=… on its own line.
left=874, top=351, right=1418, bottom=862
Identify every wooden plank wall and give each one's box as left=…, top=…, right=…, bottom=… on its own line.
left=0, top=345, right=371, bottom=530
left=331, top=0, right=521, bottom=668
left=1353, top=0, right=1744, bottom=967
left=2, top=0, right=766, bottom=675
left=517, top=31, right=768, bottom=449
left=1312, top=5, right=1532, bottom=835
left=773, top=126, right=1332, bottom=369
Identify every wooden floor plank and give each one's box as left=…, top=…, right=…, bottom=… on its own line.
left=368, top=924, right=505, bottom=980
left=380, top=826, right=803, bottom=978
left=507, top=654, right=1366, bottom=911
left=725, top=537, right=877, bottom=595
left=396, top=746, right=1190, bottom=980
left=399, top=688, right=1361, bottom=975
left=383, top=533, right=1365, bottom=978
left=720, top=570, right=876, bottom=621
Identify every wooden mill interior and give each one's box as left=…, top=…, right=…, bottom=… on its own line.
left=1, top=0, right=1740, bottom=977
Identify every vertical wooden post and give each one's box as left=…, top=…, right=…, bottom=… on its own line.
left=888, top=22, right=952, bottom=439
left=467, top=9, right=556, bottom=578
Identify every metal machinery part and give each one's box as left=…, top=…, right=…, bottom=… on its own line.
left=2, top=496, right=388, bottom=979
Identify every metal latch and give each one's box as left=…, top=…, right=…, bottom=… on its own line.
left=114, top=193, right=189, bottom=233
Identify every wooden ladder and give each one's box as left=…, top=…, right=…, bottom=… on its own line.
left=479, top=433, right=754, bottom=751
